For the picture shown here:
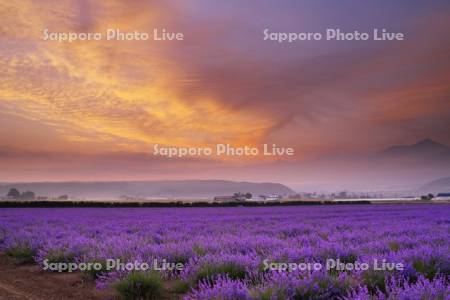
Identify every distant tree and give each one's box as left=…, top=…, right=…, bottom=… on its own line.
left=338, top=191, right=348, bottom=199
left=57, top=195, right=69, bottom=200
left=19, top=191, right=35, bottom=201
left=245, top=192, right=252, bottom=199
left=421, top=194, right=434, bottom=201
left=7, top=188, right=20, bottom=199
left=232, top=192, right=246, bottom=202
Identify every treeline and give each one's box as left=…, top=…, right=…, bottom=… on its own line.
left=3, top=188, right=68, bottom=201
left=0, top=200, right=371, bottom=208
left=4, top=188, right=37, bottom=200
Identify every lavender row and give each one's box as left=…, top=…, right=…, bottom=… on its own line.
left=0, top=205, right=448, bottom=299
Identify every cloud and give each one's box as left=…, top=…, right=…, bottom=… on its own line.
left=0, top=0, right=274, bottom=153
left=1, top=0, right=450, bottom=183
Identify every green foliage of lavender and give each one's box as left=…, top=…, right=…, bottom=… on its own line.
left=114, top=271, right=164, bottom=300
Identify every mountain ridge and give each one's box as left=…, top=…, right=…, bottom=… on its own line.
left=0, top=180, right=296, bottom=200
left=378, top=138, right=450, bottom=161
left=418, top=176, right=450, bottom=193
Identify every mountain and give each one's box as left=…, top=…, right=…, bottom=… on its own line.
left=379, top=139, right=450, bottom=160
left=418, top=176, right=450, bottom=193
left=0, top=180, right=295, bottom=200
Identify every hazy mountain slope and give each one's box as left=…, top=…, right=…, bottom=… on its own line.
left=287, top=139, right=450, bottom=192
left=378, top=139, right=450, bottom=160
left=0, top=180, right=295, bottom=199
left=418, top=177, right=450, bottom=193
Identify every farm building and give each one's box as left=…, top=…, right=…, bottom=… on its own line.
left=435, top=193, right=450, bottom=200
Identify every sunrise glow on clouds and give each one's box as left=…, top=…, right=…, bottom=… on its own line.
left=0, top=0, right=450, bottom=184
left=0, top=1, right=274, bottom=152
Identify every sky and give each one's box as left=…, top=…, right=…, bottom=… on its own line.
left=0, top=0, right=450, bottom=190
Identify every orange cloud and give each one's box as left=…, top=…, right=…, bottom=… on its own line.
left=0, top=0, right=275, bottom=155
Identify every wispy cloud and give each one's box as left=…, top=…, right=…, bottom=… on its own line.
left=0, top=0, right=450, bottom=182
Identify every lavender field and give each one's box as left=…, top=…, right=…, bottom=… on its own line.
left=0, top=204, right=449, bottom=299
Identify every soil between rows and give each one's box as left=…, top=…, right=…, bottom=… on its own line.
left=0, top=254, right=116, bottom=300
